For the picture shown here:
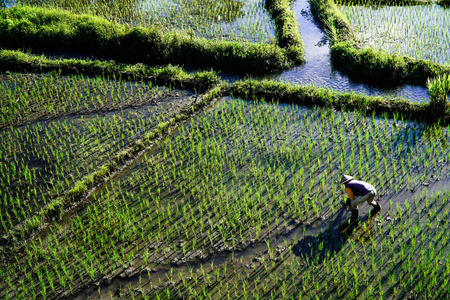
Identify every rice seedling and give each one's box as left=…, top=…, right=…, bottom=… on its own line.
left=0, top=72, right=195, bottom=235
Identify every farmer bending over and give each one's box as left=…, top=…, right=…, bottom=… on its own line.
left=341, top=175, right=381, bottom=222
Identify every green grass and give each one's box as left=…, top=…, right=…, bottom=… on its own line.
left=265, top=0, right=304, bottom=62
left=231, top=79, right=450, bottom=123
left=0, top=49, right=220, bottom=91
left=0, top=6, right=294, bottom=74
left=14, top=0, right=277, bottom=43
left=331, top=40, right=450, bottom=86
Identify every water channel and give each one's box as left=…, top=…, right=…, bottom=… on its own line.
left=262, top=0, right=431, bottom=102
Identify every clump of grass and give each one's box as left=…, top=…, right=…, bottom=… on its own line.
left=309, top=0, right=355, bottom=42
left=265, top=0, right=304, bottom=62
left=230, top=79, right=445, bottom=123
left=331, top=41, right=450, bottom=86
left=427, top=74, right=450, bottom=114
left=0, top=49, right=220, bottom=91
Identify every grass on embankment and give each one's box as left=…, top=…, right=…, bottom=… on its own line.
left=0, top=49, right=220, bottom=92
left=310, top=0, right=450, bottom=86
left=1, top=83, right=227, bottom=247
left=2, top=48, right=449, bottom=124
left=0, top=6, right=295, bottom=74
left=265, top=0, right=304, bottom=62
left=231, top=79, right=450, bottom=124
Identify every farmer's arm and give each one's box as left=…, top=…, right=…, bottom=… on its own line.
left=345, top=188, right=355, bottom=201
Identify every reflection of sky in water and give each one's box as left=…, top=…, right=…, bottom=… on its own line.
left=264, top=0, right=430, bottom=103
left=341, top=4, right=450, bottom=65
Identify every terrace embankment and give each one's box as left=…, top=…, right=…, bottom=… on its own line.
left=0, top=49, right=221, bottom=93
left=231, top=79, right=450, bottom=123
left=310, top=0, right=450, bottom=86
left=0, top=6, right=299, bottom=74
left=3, top=49, right=445, bottom=121
left=265, top=0, right=304, bottom=61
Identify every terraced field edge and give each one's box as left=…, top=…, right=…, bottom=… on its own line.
left=231, top=79, right=450, bottom=123
left=0, top=49, right=220, bottom=92
left=310, top=0, right=450, bottom=86
left=3, top=49, right=449, bottom=122
left=265, top=0, right=305, bottom=62
left=0, top=6, right=294, bottom=74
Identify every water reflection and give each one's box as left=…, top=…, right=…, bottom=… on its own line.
left=266, top=0, right=430, bottom=102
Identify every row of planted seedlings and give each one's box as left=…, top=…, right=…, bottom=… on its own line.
left=132, top=189, right=450, bottom=300
left=14, top=0, right=276, bottom=43
left=0, top=72, right=183, bottom=127
left=337, top=0, right=450, bottom=65
left=0, top=72, right=195, bottom=236
left=2, top=97, right=450, bottom=299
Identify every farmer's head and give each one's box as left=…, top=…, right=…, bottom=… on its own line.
left=340, top=174, right=354, bottom=185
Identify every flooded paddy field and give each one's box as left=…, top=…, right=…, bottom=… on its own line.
left=1, top=0, right=450, bottom=299
left=0, top=72, right=195, bottom=236
left=266, top=0, right=431, bottom=102
left=2, top=97, right=449, bottom=299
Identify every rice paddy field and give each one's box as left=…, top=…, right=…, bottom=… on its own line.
left=1, top=98, right=450, bottom=299
left=339, top=2, right=450, bottom=65
left=6, top=0, right=276, bottom=43
left=2, top=0, right=450, bottom=299
left=0, top=72, right=194, bottom=237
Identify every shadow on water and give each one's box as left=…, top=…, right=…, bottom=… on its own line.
left=293, top=207, right=380, bottom=264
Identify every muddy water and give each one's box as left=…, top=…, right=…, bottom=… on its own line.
left=264, top=0, right=430, bottom=102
